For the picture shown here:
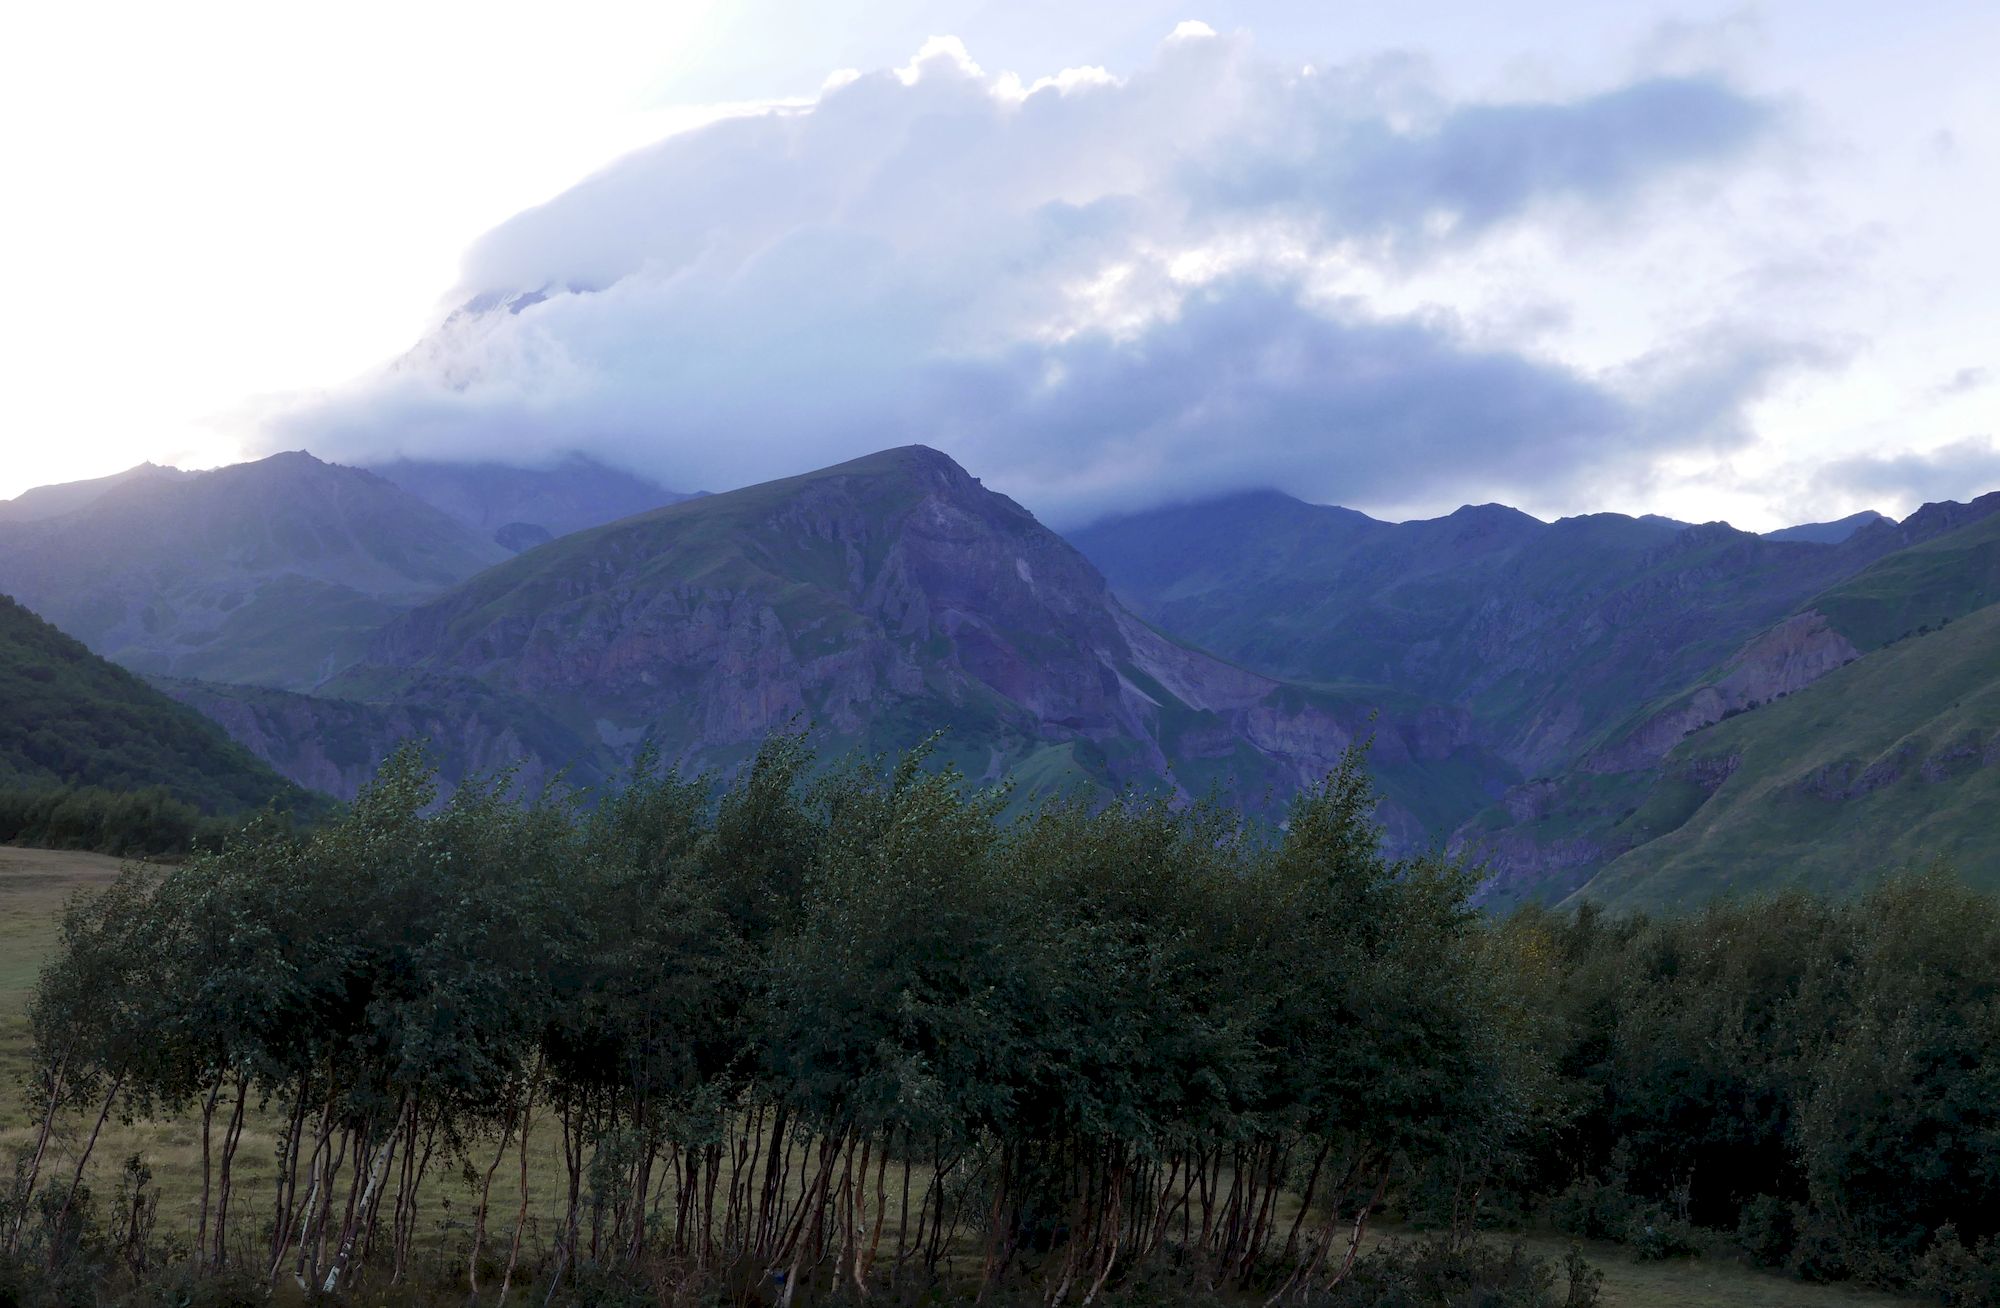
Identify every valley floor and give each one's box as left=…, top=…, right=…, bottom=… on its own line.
left=0, top=847, right=1919, bottom=1307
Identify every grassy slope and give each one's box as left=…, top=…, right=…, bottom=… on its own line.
left=0, top=593, right=310, bottom=812
left=1811, top=508, right=2000, bottom=650
left=1572, top=601, right=2000, bottom=911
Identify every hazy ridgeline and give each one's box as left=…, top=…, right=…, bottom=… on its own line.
left=3, top=739, right=1996, bottom=1306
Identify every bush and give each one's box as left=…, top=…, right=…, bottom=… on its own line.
left=1626, top=1206, right=1701, bottom=1263
left=1328, top=1235, right=1601, bottom=1308
left=1734, top=1194, right=1798, bottom=1267
left=1914, top=1225, right=2000, bottom=1308
left=1547, top=1177, right=1637, bottom=1243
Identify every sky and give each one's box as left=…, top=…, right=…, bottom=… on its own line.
left=2, top=1, right=1996, bottom=528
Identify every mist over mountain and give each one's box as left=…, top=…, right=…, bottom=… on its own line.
left=0, top=462, right=190, bottom=523
left=366, top=453, right=695, bottom=550
left=0, top=452, right=507, bottom=690
left=267, top=27, right=1801, bottom=528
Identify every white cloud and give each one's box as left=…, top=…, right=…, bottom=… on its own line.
left=274, top=24, right=1794, bottom=524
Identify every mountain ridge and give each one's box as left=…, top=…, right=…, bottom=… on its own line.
left=311, top=445, right=1509, bottom=834
left=0, top=451, right=509, bottom=690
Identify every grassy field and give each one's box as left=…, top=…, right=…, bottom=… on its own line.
left=0, top=845, right=1918, bottom=1305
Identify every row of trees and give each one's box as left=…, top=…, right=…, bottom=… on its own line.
left=5, top=733, right=1996, bottom=1304
left=1494, top=875, right=2000, bottom=1296
left=5, top=738, right=1538, bottom=1305
left=0, top=784, right=245, bottom=857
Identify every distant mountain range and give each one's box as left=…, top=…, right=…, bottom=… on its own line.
left=316, top=446, right=1503, bottom=840
left=2, top=446, right=1993, bottom=907
left=1070, top=492, right=1919, bottom=774
left=1074, top=488, right=2000, bottom=904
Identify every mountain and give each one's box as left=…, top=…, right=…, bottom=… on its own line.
left=0, top=591, right=307, bottom=812
left=156, top=673, right=608, bottom=802
left=1070, top=492, right=1887, bottom=774
left=0, top=462, right=189, bottom=522
left=1454, top=498, right=2000, bottom=904
left=1560, top=598, right=2000, bottom=909
left=0, top=452, right=509, bottom=690
left=1762, top=509, right=1889, bottom=544
left=367, top=454, right=695, bottom=551
left=297, top=447, right=1508, bottom=836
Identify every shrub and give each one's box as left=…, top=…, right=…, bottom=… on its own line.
left=1914, top=1225, right=2000, bottom=1308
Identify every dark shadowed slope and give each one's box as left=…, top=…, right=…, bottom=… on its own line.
left=1072, top=492, right=1884, bottom=774
left=0, top=452, right=509, bottom=690
left=327, top=446, right=1510, bottom=837
left=367, top=453, right=695, bottom=550
left=0, top=592, right=309, bottom=812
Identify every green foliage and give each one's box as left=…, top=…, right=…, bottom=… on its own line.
left=3, top=733, right=1524, bottom=1303
left=0, top=786, right=228, bottom=858
left=1506, top=872, right=2000, bottom=1291
left=0, top=594, right=310, bottom=819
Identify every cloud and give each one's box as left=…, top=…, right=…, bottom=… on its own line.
left=273, top=25, right=1785, bottom=523
left=1933, top=365, right=1991, bottom=399
left=1193, top=73, right=1775, bottom=247
left=1815, top=436, right=2000, bottom=507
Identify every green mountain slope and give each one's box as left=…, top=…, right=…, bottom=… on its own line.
left=1569, top=599, right=2000, bottom=909
left=0, top=452, right=508, bottom=690
left=1810, top=493, right=2000, bottom=649
left=0, top=592, right=309, bottom=812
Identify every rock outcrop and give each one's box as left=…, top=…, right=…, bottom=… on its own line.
left=1585, top=611, right=1860, bottom=773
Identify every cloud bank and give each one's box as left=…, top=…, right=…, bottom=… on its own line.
left=275, top=26, right=1791, bottom=524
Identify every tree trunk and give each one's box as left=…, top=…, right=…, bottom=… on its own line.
left=48, top=1071, right=124, bottom=1264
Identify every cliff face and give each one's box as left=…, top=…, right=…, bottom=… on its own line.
left=348, top=446, right=1505, bottom=829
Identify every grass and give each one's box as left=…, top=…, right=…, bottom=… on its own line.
left=0, top=846, right=1923, bottom=1305
left=1362, top=1229, right=1915, bottom=1308
left=1573, top=601, right=2000, bottom=911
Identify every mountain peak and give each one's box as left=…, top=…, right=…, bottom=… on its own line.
left=1763, top=509, right=1889, bottom=544
left=811, top=443, right=973, bottom=484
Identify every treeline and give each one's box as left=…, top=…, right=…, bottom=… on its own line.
left=2, top=736, right=1995, bottom=1306
left=0, top=785, right=246, bottom=858
left=3, top=739, right=1560, bottom=1306
left=0, top=593, right=306, bottom=817
left=1496, top=883, right=2000, bottom=1300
